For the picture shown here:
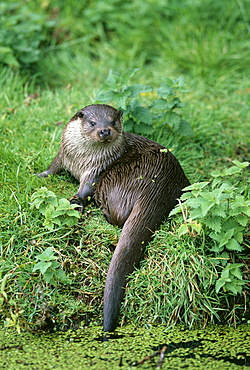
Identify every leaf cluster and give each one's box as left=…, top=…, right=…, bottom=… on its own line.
left=0, top=2, right=55, bottom=68
left=30, top=187, right=80, bottom=230
left=94, top=69, right=192, bottom=138
left=33, top=247, right=71, bottom=285
left=172, top=161, right=250, bottom=295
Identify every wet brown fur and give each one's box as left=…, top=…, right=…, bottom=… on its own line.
left=37, top=104, right=190, bottom=332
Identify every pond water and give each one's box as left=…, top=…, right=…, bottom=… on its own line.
left=0, top=324, right=249, bottom=369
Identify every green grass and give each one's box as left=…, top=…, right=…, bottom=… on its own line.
left=0, top=0, right=249, bottom=332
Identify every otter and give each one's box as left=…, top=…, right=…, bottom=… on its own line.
left=37, top=104, right=190, bottom=332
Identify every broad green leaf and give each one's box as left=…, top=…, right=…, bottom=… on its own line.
left=44, top=204, right=55, bottom=219
left=150, top=98, right=168, bottom=110
left=221, top=266, right=231, bottom=279
left=189, top=207, right=204, bottom=219
left=33, top=261, right=51, bottom=274
left=0, top=47, right=20, bottom=67
left=223, top=166, right=242, bottom=176
left=121, top=68, right=140, bottom=82
left=235, top=214, right=249, bottom=227
left=64, top=217, right=79, bottom=227
left=209, top=205, right=226, bottom=217
left=173, top=76, right=188, bottom=91
left=177, top=224, right=189, bottom=237
left=35, top=247, right=57, bottom=262
left=66, top=209, right=81, bottom=218
left=43, top=269, right=53, bottom=283
left=204, top=216, right=221, bottom=232
left=215, top=279, right=226, bottom=293
left=133, top=123, right=153, bottom=135
left=232, top=160, right=249, bottom=168
left=112, top=90, right=132, bottom=109
left=164, top=111, right=180, bottom=130
left=210, top=229, right=234, bottom=247
left=131, top=106, right=152, bottom=124
left=55, top=269, right=71, bottom=284
left=229, top=263, right=244, bottom=279
left=226, top=238, right=243, bottom=251
left=225, top=281, right=245, bottom=294
left=157, top=83, right=174, bottom=99
left=106, top=70, right=120, bottom=88
left=183, top=182, right=210, bottom=192
left=94, top=90, right=115, bottom=103
left=127, top=84, right=152, bottom=98
left=123, top=119, right=135, bottom=131
left=43, top=219, right=55, bottom=230
left=199, top=198, right=216, bottom=217
left=51, top=261, right=60, bottom=269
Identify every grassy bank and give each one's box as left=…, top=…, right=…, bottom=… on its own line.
left=0, top=0, right=249, bottom=332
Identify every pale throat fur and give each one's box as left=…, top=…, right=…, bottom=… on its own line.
left=60, top=117, right=126, bottom=182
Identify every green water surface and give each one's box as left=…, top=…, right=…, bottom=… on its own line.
left=0, top=324, right=249, bottom=369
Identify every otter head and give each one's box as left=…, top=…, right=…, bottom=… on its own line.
left=70, top=104, right=123, bottom=143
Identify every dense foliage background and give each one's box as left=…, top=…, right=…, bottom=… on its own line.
left=0, top=0, right=249, bottom=332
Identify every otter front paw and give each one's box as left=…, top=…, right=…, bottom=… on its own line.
left=69, top=196, right=85, bottom=213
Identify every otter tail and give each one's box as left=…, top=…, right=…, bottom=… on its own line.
left=103, top=202, right=167, bottom=332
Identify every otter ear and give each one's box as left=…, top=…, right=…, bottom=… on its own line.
left=118, top=110, right=123, bottom=118
left=70, top=110, right=85, bottom=121
left=77, top=111, right=84, bottom=119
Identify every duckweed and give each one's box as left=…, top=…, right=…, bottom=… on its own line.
left=0, top=324, right=249, bottom=369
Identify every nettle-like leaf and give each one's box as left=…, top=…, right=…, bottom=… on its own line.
left=33, top=248, right=71, bottom=285
left=94, top=69, right=190, bottom=137
left=204, top=216, right=222, bottom=232
left=164, top=112, right=181, bottom=130
left=157, top=82, right=174, bottom=99
left=226, top=238, right=243, bottom=252
left=216, top=263, right=245, bottom=294
left=232, top=160, right=250, bottom=169
left=229, top=196, right=250, bottom=218
left=210, top=229, right=234, bottom=248
left=181, top=182, right=210, bottom=200
left=95, top=90, right=115, bottom=103
left=215, top=277, right=231, bottom=293
left=150, top=98, right=168, bottom=110
left=234, top=214, right=249, bottom=227
left=133, top=123, right=154, bottom=135
left=30, top=189, right=81, bottom=230
left=106, top=69, right=140, bottom=88
left=208, top=204, right=226, bottom=218
left=127, top=84, right=152, bottom=98
left=30, top=187, right=58, bottom=214
left=131, top=106, right=152, bottom=124
left=53, top=198, right=78, bottom=216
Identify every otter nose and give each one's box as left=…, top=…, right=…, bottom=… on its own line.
left=98, top=128, right=111, bottom=139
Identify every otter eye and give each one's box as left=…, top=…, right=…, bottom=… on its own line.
left=90, top=121, right=96, bottom=127
left=111, top=120, right=116, bottom=126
